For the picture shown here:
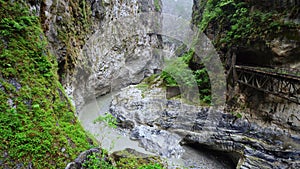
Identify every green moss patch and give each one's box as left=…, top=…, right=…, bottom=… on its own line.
left=0, top=1, right=93, bottom=168
left=111, top=148, right=165, bottom=169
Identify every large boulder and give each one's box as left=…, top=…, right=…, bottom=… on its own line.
left=111, top=148, right=165, bottom=168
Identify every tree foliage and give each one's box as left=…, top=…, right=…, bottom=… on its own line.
left=161, top=50, right=211, bottom=104
left=199, top=0, right=299, bottom=47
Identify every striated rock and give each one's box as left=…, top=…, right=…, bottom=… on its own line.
left=110, top=86, right=165, bottom=127
left=241, top=88, right=300, bottom=131
left=110, top=85, right=300, bottom=168
left=130, top=126, right=185, bottom=158
left=192, top=3, right=300, bottom=167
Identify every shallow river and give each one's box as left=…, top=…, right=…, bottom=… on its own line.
left=78, top=1, right=235, bottom=168
left=78, top=92, right=234, bottom=169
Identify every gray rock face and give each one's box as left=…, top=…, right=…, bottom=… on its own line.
left=110, top=85, right=300, bottom=169
left=271, top=39, right=300, bottom=66
left=110, top=86, right=165, bottom=127
left=131, top=126, right=185, bottom=158
left=192, top=0, right=300, bottom=67
left=26, top=0, right=163, bottom=112
left=243, top=90, right=300, bottom=131
left=67, top=0, right=163, bottom=111
left=26, top=0, right=107, bottom=110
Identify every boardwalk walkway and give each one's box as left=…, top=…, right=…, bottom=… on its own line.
left=235, top=65, right=300, bottom=104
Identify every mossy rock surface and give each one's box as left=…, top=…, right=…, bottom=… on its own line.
left=0, top=1, right=93, bottom=168
left=111, top=148, right=166, bottom=169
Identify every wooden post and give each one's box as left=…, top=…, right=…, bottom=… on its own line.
left=232, top=52, right=237, bottom=85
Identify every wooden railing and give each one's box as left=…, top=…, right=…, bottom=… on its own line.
left=235, top=65, right=300, bottom=104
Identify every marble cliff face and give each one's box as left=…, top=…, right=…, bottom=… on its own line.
left=29, top=0, right=163, bottom=111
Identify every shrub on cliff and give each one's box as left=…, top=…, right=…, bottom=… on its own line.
left=198, top=0, right=299, bottom=47
left=161, top=50, right=212, bottom=104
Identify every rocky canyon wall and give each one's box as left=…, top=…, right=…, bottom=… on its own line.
left=193, top=0, right=300, bottom=67
left=192, top=0, right=300, bottom=130
left=143, top=0, right=300, bottom=168
left=30, top=0, right=163, bottom=111
left=0, top=1, right=97, bottom=167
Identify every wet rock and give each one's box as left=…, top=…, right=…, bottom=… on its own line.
left=130, top=126, right=185, bottom=158
left=271, top=39, right=298, bottom=57
left=110, top=86, right=165, bottom=127
left=244, top=89, right=300, bottom=131
left=110, top=85, right=300, bottom=169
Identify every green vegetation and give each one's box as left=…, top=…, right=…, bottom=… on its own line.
left=116, top=158, right=164, bottom=169
left=113, top=149, right=164, bottom=169
left=0, top=1, right=93, bottom=167
left=82, top=151, right=165, bottom=169
left=51, top=0, right=93, bottom=81
left=161, top=51, right=193, bottom=87
left=92, top=114, right=165, bottom=169
left=0, top=1, right=165, bottom=168
left=93, top=113, right=118, bottom=150
left=231, top=111, right=242, bottom=119
left=199, top=0, right=299, bottom=47
left=139, top=163, right=164, bottom=169
left=161, top=50, right=212, bottom=104
left=83, top=152, right=115, bottom=169
left=154, top=0, right=161, bottom=12
left=94, top=113, right=118, bottom=129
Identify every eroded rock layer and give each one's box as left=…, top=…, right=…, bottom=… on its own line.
left=110, top=85, right=300, bottom=168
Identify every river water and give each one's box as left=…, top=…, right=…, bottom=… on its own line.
left=79, top=92, right=152, bottom=154
left=79, top=1, right=235, bottom=168
left=79, top=92, right=234, bottom=169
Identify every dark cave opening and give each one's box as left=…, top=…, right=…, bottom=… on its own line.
left=181, top=142, right=240, bottom=169
left=236, top=47, right=274, bottom=67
